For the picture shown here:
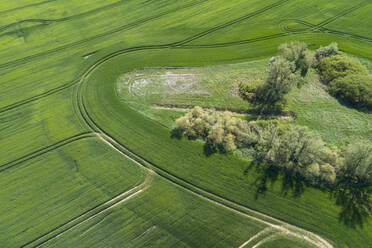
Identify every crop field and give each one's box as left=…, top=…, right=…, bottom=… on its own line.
left=1, top=0, right=371, bottom=247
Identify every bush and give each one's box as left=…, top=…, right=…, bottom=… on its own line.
left=313, top=42, right=339, bottom=68
left=176, top=108, right=341, bottom=186
left=318, top=55, right=368, bottom=84
left=175, top=107, right=259, bottom=152
left=317, top=54, right=372, bottom=109
left=239, top=80, right=262, bottom=100
left=328, top=74, right=372, bottom=109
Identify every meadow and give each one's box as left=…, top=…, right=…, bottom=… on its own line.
left=1, top=0, right=372, bottom=247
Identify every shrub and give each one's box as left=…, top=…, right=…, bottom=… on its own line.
left=318, top=55, right=368, bottom=84
left=313, top=42, right=339, bottom=68
left=239, top=80, right=262, bottom=100
left=328, top=74, right=372, bottom=109
left=175, top=106, right=216, bottom=138
left=175, top=107, right=259, bottom=152
left=278, top=41, right=314, bottom=77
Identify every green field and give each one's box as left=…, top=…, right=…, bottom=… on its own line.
left=1, top=0, right=371, bottom=247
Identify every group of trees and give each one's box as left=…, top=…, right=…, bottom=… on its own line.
left=176, top=107, right=348, bottom=186
left=175, top=106, right=259, bottom=152
left=175, top=106, right=372, bottom=226
left=175, top=41, right=372, bottom=226
left=241, top=41, right=372, bottom=111
left=242, top=41, right=314, bottom=112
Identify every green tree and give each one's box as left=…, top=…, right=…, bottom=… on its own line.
left=255, top=57, right=298, bottom=108
left=278, top=41, right=314, bottom=77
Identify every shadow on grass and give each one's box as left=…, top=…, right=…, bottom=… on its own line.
left=333, top=187, right=371, bottom=229
left=203, top=143, right=217, bottom=157
left=246, top=161, right=371, bottom=229
left=170, top=127, right=183, bottom=139
left=245, top=161, right=306, bottom=200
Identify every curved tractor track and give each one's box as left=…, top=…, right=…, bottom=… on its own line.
left=0, top=0, right=211, bottom=70
left=0, top=132, right=95, bottom=173
left=2, top=0, right=371, bottom=114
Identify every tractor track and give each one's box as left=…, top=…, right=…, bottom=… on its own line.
left=64, top=25, right=333, bottom=246
left=0, top=0, right=126, bottom=37
left=315, top=0, right=371, bottom=29
left=0, top=0, right=290, bottom=114
left=0, top=79, right=77, bottom=114
left=0, top=132, right=94, bottom=173
left=1, top=0, right=371, bottom=117
left=0, top=0, right=211, bottom=70
left=21, top=172, right=152, bottom=248
left=279, top=1, right=372, bottom=36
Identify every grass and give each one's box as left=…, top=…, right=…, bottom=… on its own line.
left=116, top=60, right=267, bottom=111
left=1, top=0, right=372, bottom=247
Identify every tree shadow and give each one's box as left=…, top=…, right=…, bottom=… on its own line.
left=333, top=96, right=372, bottom=114
left=170, top=127, right=183, bottom=139
left=249, top=162, right=280, bottom=200
left=245, top=161, right=307, bottom=200
left=203, top=142, right=217, bottom=157
left=333, top=187, right=371, bottom=229
left=281, top=171, right=306, bottom=198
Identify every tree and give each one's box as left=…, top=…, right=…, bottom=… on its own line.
left=239, top=80, right=263, bottom=100
left=255, top=57, right=298, bottom=108
left=278, top=41, right=314, bottom=77
left=175, top=107, right=259, bottom=153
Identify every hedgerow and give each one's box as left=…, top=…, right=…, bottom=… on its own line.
left=175, top=107, right=348, bottom=186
